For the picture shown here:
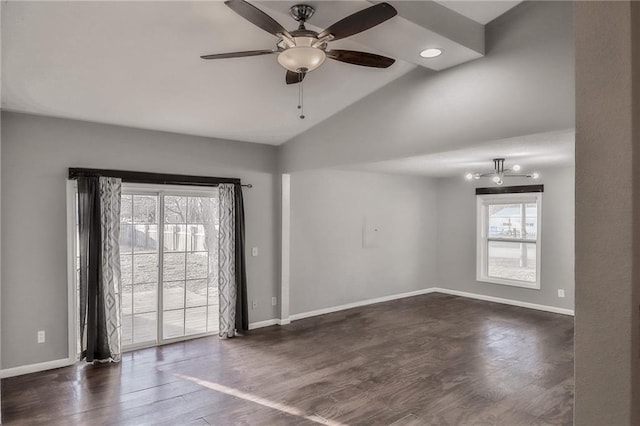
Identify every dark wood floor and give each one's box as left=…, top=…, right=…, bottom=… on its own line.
left=2, top=293, right=574, bottom=425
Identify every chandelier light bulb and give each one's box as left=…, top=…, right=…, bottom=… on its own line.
left=465, top=159, right=538, bottom=185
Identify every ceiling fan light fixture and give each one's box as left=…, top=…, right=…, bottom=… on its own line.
left=277, top=38, right=326, bottom=72
left=420, top=48, right=442, bottom=58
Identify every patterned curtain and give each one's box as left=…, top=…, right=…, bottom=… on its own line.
left=78, top=176, right=122, bottom=362
left=218, top=183, right=248, bottom=338
left=218, top=184, right=237, bottom=338
left=100, top=177, right=123, bottom=361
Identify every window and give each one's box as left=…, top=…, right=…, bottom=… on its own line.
left=476, top=192, right=542, bottom=289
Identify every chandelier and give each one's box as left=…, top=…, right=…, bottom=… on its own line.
left=465, top=158, right=539, bottom=186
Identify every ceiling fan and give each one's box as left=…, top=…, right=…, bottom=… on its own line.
left=201, top=0, right=398, bottom=85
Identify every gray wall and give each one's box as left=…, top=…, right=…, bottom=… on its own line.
left=575, top=2, right=640, bottom=424
left=280, top=1, right=574, bottom=172
left=289, top=169, right=438, bottom=315
left=0, top=2, right=3, bottom=414
left=1, top=111, right=279, bottom=369
left=436, top=167, right=574, bottom=311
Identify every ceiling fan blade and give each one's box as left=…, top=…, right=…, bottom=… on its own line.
left=225, top=0, right=291, bottom=38
left=317, top=3, right=397, bottom=41
left=286, top=70, right=306, bottom=85
left=327, top=50, right=395, bottom=68
left=200, top=49, right=275, bottom=60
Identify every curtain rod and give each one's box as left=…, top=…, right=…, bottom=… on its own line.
left=475, top=184, right=543, bottom=195
left=68, top=168, right=252, bottom=188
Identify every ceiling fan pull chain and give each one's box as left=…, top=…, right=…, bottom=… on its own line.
left=298, top=73, right=305, bottom=119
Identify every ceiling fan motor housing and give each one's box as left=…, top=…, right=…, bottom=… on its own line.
left=289, top=4, right=315, bottom=23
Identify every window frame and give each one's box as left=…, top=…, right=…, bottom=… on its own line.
left=476, top=192, right=542, bottom=290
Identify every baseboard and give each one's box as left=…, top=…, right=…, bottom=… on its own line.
left=2, top=289, right=572, bottom=379
left=0, top=357, right=76, bottom=379
left=431, top=288, right=575, bottom=316
left=248, top=319, right=282, bottom=330
left=289, top=288, right=437, bottom=321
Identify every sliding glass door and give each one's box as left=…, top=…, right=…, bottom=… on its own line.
left=118, top=186, right=219, bottom=350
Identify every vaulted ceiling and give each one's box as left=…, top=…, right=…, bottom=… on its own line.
left=1, top=1, right=520, bottom=145
left=344, top=130, right=575, bottom=177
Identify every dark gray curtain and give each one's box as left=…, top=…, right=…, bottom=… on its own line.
left=78, top=176, right=122, bottom=362
left=234, top=183, right=248, bottom=332
left=78, top=177, right=101, bottom=361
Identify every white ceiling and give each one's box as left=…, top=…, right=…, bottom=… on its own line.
left=435, top=1, right=522, bottom=25
left=1, top=1, right=520, bottom=145
left=343, top=130, right=575, bottom=177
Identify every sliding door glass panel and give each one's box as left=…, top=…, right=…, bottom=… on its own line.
left=133, top=254, right=158, bottom=283
left=189, top=196, right=219, bottom=335
left=163, top=252, right=186, bottom=281
left=186, top=253, right=208, bottom=279
left=133, top=313, right=156, bottom=343
left=163, top=309, right=184, bottom=339
left=186, top=279, right=207, bottom=307
left=133, top=195, right=157, bottom=223
left=162, top=195, right=218, bottom=340
left=186, top=307, right=208, bottom=335
left=164, top=224, right=187, bottom=253
left=162, top=195, right=188, bottom=340
left=163, top=281, right=185, bottom=311
left=122, top=194, right=159, bottom=347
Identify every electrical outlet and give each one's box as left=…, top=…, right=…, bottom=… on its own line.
left=37, top=330, right=45, bottom=344
left=272, top=297, right=277, bottom=306
left=252, top=300, right=257, bottom=309
left=251, top=247, right=259, bottom=257
left=558, top=289, right=565, bottom=298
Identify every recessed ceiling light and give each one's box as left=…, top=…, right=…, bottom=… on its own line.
left=420, top=48, right=443, bottom=58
